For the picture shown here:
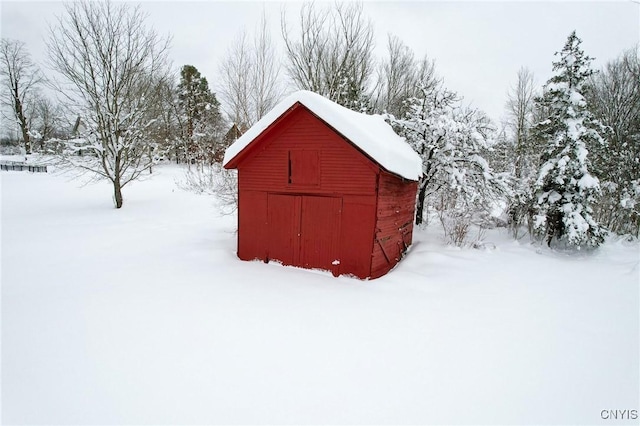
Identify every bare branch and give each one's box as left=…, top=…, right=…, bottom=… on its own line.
left=280, top=2, right=375, bottom=109
left=219, top=12, right=283, bottom=127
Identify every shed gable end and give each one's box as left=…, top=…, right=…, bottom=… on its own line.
left=238, top=105, right=378, bottom=195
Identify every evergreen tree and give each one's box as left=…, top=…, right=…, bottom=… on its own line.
left=177, top=65, right=224, bottom=163
left=531, top=31, right=605, bottom=248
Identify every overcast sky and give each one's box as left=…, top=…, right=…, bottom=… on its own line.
left=1, top=0, right=639, bottom=124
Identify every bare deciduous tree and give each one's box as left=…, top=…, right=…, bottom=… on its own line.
left=505, top=67, right=536, bottom=179
left=251, top=14, right=282, bottom=121
left=219, top=32, right=252, bottom=127
left=281, top=2, right=375, bottom=109
left=47, top=0, right=171, bottom=208
left=390, top=79, right=505, bottom=230
left=372, top=34, right=439, bottom=118
left=219, top=13, right=282, bottom=127
left=503, top=67, right=537, bottom=238
left=29, top=94, right=66, bottom=150
left=0, top=38, right=42, bottom=154
left=587, top=46, right=640, bottom=235
left=146, top=74, right=188, bottom=164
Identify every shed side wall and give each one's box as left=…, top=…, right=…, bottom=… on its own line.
left=371, top=171, right=418, bottom=279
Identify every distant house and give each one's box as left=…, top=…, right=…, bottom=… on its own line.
left=212, top=123, right=245, bottom=163
left=71, top=116, right=87, bottom=138
left=224, top=123, right=244, bottom=144
left=223, top=91, right=422, bottom=279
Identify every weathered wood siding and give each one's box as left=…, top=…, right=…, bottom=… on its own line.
left=371, top=171, right=418, bottom=279
left=339, top=195, right=376, bottom=278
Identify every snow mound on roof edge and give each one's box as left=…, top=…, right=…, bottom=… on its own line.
left=223, top=90, right=422, bottom=181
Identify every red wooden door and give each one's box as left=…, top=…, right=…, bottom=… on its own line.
left=267, top=194, right=341, bottom=273
left=267, top=194, right=301, bottom=265
left=339, top=196, right=376, bottom=278
left=300, top=196, right=341, bottom=272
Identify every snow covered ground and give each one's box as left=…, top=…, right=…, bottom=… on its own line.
left=2, top=164, right=638, bottom=424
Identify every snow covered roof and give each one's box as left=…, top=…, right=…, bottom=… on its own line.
left=223, top=90, right=422, bottom=181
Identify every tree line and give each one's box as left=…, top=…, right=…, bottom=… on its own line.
left=1, top=1, right=637, bottom=249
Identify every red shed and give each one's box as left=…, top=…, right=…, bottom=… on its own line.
left=223, top=91, right=422, bottom=279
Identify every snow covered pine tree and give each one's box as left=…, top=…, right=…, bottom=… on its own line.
left=532, top=31, right=605, bottom=248
left=177, top=65, right=224, bottom=164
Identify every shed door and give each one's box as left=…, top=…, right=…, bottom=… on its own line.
left=267, top=194, right=301, bottom=265
left=267, top=194, right=341, bottom=272
left=300, top=196, right=341, bottom=270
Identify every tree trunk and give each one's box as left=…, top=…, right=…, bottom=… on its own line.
left=113, top=178, right=123, bottom=208
left=14, top=95, right=31, bottom=154
left=148, top=145, right=153, bottom=174
left=415, top=180, right=428, bottom=225
left=545, top=210, right=562, bottom=247
left=19, top=120, right=31, bottom=154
